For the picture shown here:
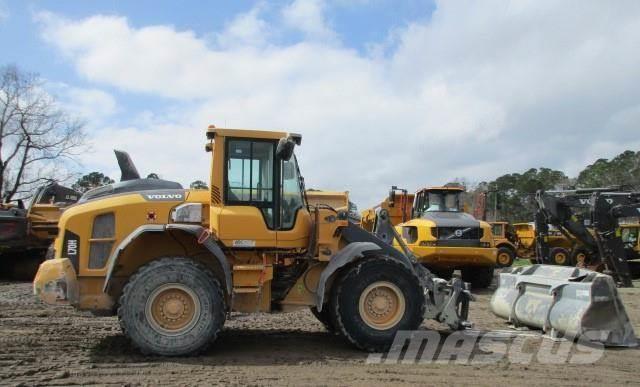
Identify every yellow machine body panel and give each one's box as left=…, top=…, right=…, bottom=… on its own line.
left=306, top=191, right=350, bottom=211
left=396, top=217, right=497, bottom=269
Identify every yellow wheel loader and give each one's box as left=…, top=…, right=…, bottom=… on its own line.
left=363, top=186, right=498, bottom=289
left=34, top=127, right=473, bottom=356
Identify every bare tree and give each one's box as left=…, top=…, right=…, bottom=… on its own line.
left=0, top=65, right=86, bottom=201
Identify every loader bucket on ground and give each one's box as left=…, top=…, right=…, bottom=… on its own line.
left=490, top=265, right=637, bottom=347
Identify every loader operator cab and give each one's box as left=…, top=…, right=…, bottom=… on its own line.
left=221, top=132, right=306, bottom=231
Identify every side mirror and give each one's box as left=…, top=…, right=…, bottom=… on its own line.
left=388, top=189, right=396, bottom=207
left=276, top=137, right=295, bottom=161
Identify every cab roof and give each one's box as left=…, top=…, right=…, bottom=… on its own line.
left=415, top=186, right=465, bottom=194
left=206, top=125, right=288, bottom=141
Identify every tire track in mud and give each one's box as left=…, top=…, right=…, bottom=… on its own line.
left=0, top=280, right=639, bottom=386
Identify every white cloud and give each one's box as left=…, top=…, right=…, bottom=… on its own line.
left=34, top=1, right=640, bottom=208
left=62, top=86, right=117, bottom=120
left=214, top=3, right=271, bottom=49
left=282, top=0, right=337, bottom=42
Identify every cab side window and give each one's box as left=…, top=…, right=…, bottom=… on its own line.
left=280, top=157, right=304, bottom=229
left=226, top=140, right=275, bottom=228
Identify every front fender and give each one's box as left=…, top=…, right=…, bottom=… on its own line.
left=315, top=241, right=381, bottom=311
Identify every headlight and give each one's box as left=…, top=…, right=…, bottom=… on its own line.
left=171, top=203, right=203, bottom=223
left=480, top=242, right=491, bottom=247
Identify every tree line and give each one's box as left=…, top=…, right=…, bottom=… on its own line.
left=471, top=150, right=640, bottom=223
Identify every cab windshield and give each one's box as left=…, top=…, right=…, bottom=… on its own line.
left=414, top=190, right=461, bottom=217
left=425, top=192, right=460, bottom=212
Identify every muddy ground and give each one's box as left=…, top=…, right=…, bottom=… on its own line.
left=0, top=275, right=639, bottom=386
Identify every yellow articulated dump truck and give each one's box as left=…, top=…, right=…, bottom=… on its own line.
left=34, top=127, right=473, bottom=356
left=487, top=221, right=516, bottom=267
left=363, top=186, right=497, bottom=289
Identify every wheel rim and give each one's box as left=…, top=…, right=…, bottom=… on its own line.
left=554, top=252, right=567, bottom=265
left=576, top=252, right=587, bottom=266
left=358, top=281, right=406, bottom=330
left=498, top=252, right=511, bottom=266
left=145, top=283, right=201, bottom=336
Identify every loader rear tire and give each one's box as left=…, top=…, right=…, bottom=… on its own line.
left=331, top=257, right=425, bottom=352
left=461, top=266, right=494, bottom=289
left=118, top=257, right=226, bottom=356
left=310, top=306, right=336, bottom=334
left=550, top=247, right=570, bottom=266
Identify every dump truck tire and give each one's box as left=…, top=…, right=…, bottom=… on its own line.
left=118, top=257, right=226, bottom=356
left=310, top=306, right=336, bottom=334
left=461, top=266, right=494, bottom=289
left=331, top=256, right=425, bottom=352
left=6, top=250, right=46, bottom=281
left=496, top=247, right=515, bottom=268
left=549, top=247, right=570, bottom=266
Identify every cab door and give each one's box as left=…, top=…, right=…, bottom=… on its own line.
left=276, top=156, right=311, bottom=248
left=217, top=138, right=278, bottom=248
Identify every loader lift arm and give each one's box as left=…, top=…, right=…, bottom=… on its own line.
left=534, top=189, right=638, bottom=287
left=373, top=208, right=474, bottom=330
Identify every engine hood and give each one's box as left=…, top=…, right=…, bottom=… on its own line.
left=420, top=211, right=480, bottom=228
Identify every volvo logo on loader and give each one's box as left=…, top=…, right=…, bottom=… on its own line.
left=142, top=191, right=185, bottom=201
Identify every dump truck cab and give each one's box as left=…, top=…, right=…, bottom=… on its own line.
left=393, top=186, right=497, bottom=288
left=35, top=127, right=472, bottom=356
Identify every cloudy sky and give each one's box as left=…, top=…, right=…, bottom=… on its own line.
left=1, top=0, right=639, bottom=208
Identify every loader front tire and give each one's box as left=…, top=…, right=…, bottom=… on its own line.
left=118, top=257, right=226, bottom=356
left=331, top=257, right=425, bottom=352
left=310, top=306, right=336, bottom=334
left=461, top=266, right=494, bottom=289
